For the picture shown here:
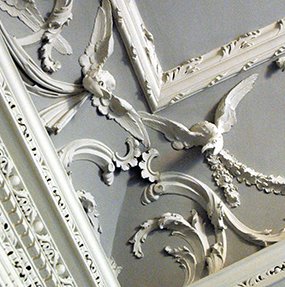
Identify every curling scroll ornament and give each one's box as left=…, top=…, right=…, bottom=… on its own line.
left=130, top=147, right=285, bottom=286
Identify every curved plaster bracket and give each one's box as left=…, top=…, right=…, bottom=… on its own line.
left=59, top=139, right=116, bottom=186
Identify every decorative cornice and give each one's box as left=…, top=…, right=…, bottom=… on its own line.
left=0, top=137, right=77, bottom=286
left=0, top=47, right=119, bottom=285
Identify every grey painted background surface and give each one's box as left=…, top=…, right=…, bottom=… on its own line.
left=1, top=1, right=285, bottom=286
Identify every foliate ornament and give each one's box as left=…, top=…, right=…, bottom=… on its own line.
left=221, top=30, right=261, bottom=57
left=40, top=0, right=73, bottom=73
left=141, top=23, right=163, bottom=79
left=236, top=262, right=285, bottom=287
left=130, top=210, right=212, bottom=285
left=131, top=167, right=285, bottom=285
left=0, top=0, right=73, bottom=73
left=163, top=56, right=203, bottom=84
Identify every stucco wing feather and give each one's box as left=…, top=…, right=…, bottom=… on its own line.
left=139, top=112, right=202, bottom=150
left=92, top=92, right=150, bottom=147
left=0, top=0, right=44, bottom=31
left=215, top=74, right=258, bottom=134
left=79, top=0, right=114, bottom=75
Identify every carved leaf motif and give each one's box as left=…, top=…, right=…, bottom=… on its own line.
left=221, top=30, right=261, bottom=57
left=164, top=246, right=196, bottom=287
left=134, top=167, right=285, bottom=284
left=40, top=0, right=73, bottom=73
left=130, top=211, right=217, bottom=285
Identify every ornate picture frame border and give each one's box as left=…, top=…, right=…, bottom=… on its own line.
left=111, top=0, right=285, bottom=112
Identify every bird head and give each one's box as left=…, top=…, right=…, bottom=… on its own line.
left=83, top=69, right=116, bottom=96
left=201, top=134, right=224, bottom=155
left=95, top=70, right=116, bottom=92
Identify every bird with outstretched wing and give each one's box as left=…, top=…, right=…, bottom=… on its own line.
left=140, top=74, right=258, bottom=208
left=79, top=0, right=150, bottom=147
left=140, top=74, right=258, bottom=155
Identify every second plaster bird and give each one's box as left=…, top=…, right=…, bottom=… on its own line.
left=140, top=74, right=258, bottom=155
left=79, top=0, right=150, bottom=148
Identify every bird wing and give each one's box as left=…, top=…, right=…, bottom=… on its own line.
left=139, top=112, right=203, bottom=150
left=0, top=0, right=44, bottom=32
left=79, top=0, right=114, bottom=75
left=215, top=74, right=258, bottom=134
left=92, top=90, right=150, bottom=148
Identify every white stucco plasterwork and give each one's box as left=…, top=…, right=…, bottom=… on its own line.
left=0, top=1, right=285, bottom=286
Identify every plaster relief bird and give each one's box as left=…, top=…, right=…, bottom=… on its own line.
left=79, top=0, right=150, bottom=147
left=140, top=74, right=258, bottom=155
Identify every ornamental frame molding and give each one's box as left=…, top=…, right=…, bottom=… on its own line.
left=111, top=0, right=285, bottom=112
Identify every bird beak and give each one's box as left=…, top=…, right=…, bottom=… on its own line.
left=201, top=137, right=223, bottom=155
left=201, top=143, right=214, bottom=154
